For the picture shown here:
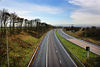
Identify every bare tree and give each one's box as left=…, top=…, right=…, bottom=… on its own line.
left=0, top=9, right=10, bottom=37
left=11, top=13, right=17, bottom=34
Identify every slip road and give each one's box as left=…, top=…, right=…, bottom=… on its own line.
left=58, top=29, right=100, bottom=56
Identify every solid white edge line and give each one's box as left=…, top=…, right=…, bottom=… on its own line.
left=27, top=47, right=38, bottom=67
left=54, top=31, right=77, bottom=67
left=46, top=32, right=49, bottom=67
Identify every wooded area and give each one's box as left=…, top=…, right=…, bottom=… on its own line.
left=0, top=9, right=54, bottom=38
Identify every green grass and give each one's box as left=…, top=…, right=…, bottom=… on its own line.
left=56, top=31, right=100, bottom=67
left=20, top=35, right=39, bottom=47
left=9, top=35, right=39, bottom=67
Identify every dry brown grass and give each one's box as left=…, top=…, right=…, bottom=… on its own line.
left=0, top=31, right=40, bottom=67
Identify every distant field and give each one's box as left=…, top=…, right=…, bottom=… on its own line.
left=56, top=31, right=100, bottom=67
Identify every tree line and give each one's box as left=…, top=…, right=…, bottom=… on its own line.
left=0, top=9, right=53, bottom=38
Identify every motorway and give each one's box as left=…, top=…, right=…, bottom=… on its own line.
left=58, top=29, right=100, bottom=56
left=32, top=30, right=77, bottom=67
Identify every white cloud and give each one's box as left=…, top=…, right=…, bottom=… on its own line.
left=71, top=11, right=100, bottom=25
left=68, top=0, right=100, bottom=25
left=0, top=0, right=63, bottom=19
left=69, top=0, right=100, bottom=7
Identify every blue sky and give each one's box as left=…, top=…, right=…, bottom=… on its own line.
left=0, top=0, right=100, bottom=26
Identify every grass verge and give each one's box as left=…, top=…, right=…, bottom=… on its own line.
left=56, top=31, right=100, bottom=67
left=0, top=32, right=41, bottom=67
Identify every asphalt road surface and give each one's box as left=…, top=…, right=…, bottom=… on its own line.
left=58, top=29, right=100, bottom=55
left=32, top=30, right=77, bottom=67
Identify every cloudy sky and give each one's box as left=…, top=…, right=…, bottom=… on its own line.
left=0, top=0, right=100, bottom=26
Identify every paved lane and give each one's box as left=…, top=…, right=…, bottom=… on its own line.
left=47, top=31, right=60, bottom=67
left=32, top=30, right=77, bottom=67
left=58, top=29, right=100, bottom=55
left=32, top=32, right=50, bottom=67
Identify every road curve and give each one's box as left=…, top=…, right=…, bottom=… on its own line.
left=32, top=30, right=77, bottom=67
left=58, top=29, right=100, bottom=56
